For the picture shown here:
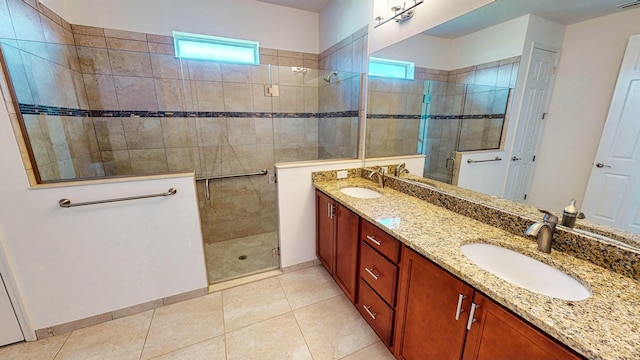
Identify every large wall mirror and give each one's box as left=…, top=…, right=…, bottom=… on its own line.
left=364, top=0, right=640, bottom=250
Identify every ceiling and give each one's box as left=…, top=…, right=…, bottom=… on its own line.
left=256, top=0, right=330, bottom=13
left=425, top=0, right=637, bottom=38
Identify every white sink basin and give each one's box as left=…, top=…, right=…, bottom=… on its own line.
left=460, top=243, right=590, bottom=301
left=340, top=187, right=382, bottom=199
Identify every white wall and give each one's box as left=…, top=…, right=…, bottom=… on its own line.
left=451, top=15, right=529, bottom=69
left=372, top=33, right=453, bottom=70
left=319, top=0, right=373, bottom=53
left=41, top=0, right=320, bottom=53
left=369, top=0, right=494, bottom=54
left=276, top=156, right=424, bottom=268
left=0, top=102, right=206, bottom=333
left=528, top=7, right=640, bottom=212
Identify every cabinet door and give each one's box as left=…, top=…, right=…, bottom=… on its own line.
left=463, top=293, right=583, bottom=360
left=334, top=203, right=359, bottom=303
left=394, top=247, right=474, bottom=360
left=316, top=191, right=335, bottom=274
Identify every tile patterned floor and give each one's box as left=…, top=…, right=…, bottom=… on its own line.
left=0, top=265, right=395, bottom=360
left=205, top=231, right=280, bottom=284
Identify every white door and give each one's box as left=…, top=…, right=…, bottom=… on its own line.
left=504, top=47, right=558, bottom=202
left=0, top=273, right=23, bottom=346
left=582, top=34, right=640, bottom=233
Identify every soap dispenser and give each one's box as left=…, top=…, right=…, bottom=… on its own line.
left=561, top=199, right=578, bottom=228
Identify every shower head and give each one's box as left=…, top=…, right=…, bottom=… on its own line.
left=323, top=71, right=338, bottom=83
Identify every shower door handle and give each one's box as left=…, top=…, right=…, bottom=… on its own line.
left=445, top=158, right=456, bottom=171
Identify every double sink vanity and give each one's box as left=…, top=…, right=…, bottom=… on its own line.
left=313, top=167, right=639, bottom=360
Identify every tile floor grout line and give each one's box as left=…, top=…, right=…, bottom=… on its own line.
left=51, top=332, right=72, bottom=360
left=144, top=336, right=224, bottom=360
left=137, top=308, right=156, bottom=360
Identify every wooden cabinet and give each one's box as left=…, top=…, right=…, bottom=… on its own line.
left=356, top=218, right=401, bottom=347
left=463, top=292, right=582, bottom=360
left=394, top=247, right=583, bottom=360
left=315, top=192, right=584, bottom=360
left=315, top=190, right=359, bottom=303
left=394, top=246, right=474, bottom=359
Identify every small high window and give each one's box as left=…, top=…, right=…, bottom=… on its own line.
left=369, top=57, right=415, bottom=80
left=173, top=31, right=260, bottom=65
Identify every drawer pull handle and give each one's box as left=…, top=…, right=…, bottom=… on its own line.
left=455, top=294, right=467, bottom=320
left=365, top=267, right=380, bottom=280
left=366, top=235, right=382, bottom=246
left=363, top=305, right=377, bottom=319
left=467, top=303, right=479, bottom=330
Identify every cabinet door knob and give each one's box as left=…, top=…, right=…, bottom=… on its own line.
left=366, top=235, right=382, bottom=246
left=365, top=267, right=380, bottom=280
left=466, top=303, right=479, bottom=330
left=363, top=305, right=377, bottom=319
left=455, top=294, right=467, bottom=320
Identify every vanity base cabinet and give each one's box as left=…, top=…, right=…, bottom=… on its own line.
left=394, top=246, right=584, bottom=360
left=315, top=190, right=359, bottom=303
left=463, top=292, right=582, bottom=360
left=394, top=246, right=474, bottom=360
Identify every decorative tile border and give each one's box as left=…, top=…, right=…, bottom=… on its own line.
left=366, top=113, right=506, bottom=120
left=18, top=104, right=359, bottom=119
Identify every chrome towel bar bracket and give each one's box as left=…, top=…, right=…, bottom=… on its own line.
left=59, top=188, right=177, bottom=208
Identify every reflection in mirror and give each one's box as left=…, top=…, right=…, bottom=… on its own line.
left=364, top=1, right=640, bottom=250
left=366, top=64, right=514, bottom=184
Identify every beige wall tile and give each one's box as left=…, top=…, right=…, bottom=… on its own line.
left=278, top=57, right=303, bottom=67
left=187, top=59, right=222, bottom=81
left=101, top=149, right=131, bottom=176
left=113, top=76, right=158, bottom=111
left=154, top=78, right=189, bottom=111
left=106, top=37, right=148, bottom=52
left=166, top=147, right=198, bottom=172
left=161, top=117, right=197, bottom=148
left=148, top=42, right=174, bottom=55
left=93, top=117, right=127, bottom=150
left=83, top=74, right=118, bottom=110
left=40, top=14, right=66, bottom=44
left=193, top=80, right=224, bottom=111
left=223, top=83, right=253, bottom=112
left=220, top=64, right=252, bottom=83
left=77, top=46, right=111, bottom=74
left=122, top=117, right=164, bottom=149
left=150, top=53, right=181, bottom=79
left=74, top=34, right=106, bottom=48
left=104, top=28, right=147, bottom=41
left=7, top=0, right=46, bottom=41
left=196, top=118, right=227, bottom=146
left=227, top=118, right=256, bottom=145
left=251, top=84, right=272, bottom=112
left=129, top=149, right=168, bottom=173
left=147, top=33, right=173, bottom=45
left=108, top=49, right=152, bottom=76
left=71, top=24, right=104, bottom=36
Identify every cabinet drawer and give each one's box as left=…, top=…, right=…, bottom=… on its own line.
left=360, top=219, right=400, bottom=263
left=357, top=278, right=394, bottom=346
left=360, top=242, right=398, bottom=306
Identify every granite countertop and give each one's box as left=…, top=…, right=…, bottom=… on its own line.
left=313, top=176, right=640, bottom=360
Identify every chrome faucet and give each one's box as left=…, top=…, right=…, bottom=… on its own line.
left=394, top=163, right=410, bottom=177
left=368, top=167, right=385, bottom=188
left=525, top=210, right=558, bottom=253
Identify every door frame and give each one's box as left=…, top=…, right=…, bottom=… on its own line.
left=0, top=233, right=31, bottom=341
left=503, top=42, right=562, bottom=201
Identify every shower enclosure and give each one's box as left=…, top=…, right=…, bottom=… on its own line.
left=0, top=37, right=361, bottom=284
left=366, top=76, right=510, bottom=184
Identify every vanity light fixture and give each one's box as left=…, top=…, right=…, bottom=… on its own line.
left=374, top=0, right=424, bottom=28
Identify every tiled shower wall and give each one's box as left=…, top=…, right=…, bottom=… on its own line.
left=317, top=26, right=368, bottom=159
left=1, top=0, right=362, bottom=245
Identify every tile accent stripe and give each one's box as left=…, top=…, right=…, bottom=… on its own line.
left=18, top=104, right=359, bottom=119
left=366, top=113, right=506, bottom=119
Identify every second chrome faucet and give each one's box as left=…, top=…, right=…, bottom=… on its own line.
left=525, top=210, right=558, bottom=253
